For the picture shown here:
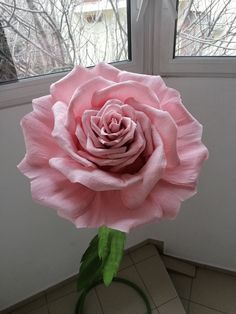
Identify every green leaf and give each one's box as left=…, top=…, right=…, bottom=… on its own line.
left=77, top=254, right=102, bottom=291
left=103, top=230, right=126, bottom=287
left=98, top=226, right=110, bottom=261
left=80, top=235, right=98, bottom=263
left=77, top=235, right=102, bottom=291
left=77, top=228, right=127, bottom=291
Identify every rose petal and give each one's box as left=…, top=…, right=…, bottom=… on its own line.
left=74, top=190, right=130, bottom=231
left=110, top=123, right=146, bottom=171
left=92, top=81, right=160, bottom=109
left=76, top=121, right=145, bottom=170
left=80, top=110, right=105, bottom=148
left=50, top=65, right=94, bottom=104
left=163, top=125, right=208, bottom=187
left=97, top=118, right=136, bottom=148
left=67, top=76, right=114, bottom=129
left=19, top=96, right=62, bottom=167
left=163, top=148, right=207, bottom=188
left=135, top=110, right=153, bottom=157
left=49, top=157, right=142, bottom=191
left=162, top=99, right=209, bottom=186
left=52, top=101, right=95, bottom=167
left=76, top=123, right=104, bottom=151
left=121, top=127, right=166, bottom=208
left=161, top=93, right=196, bottom=127
left=30, top=168, right=95, bottom=219
left=92, top=62, right=121, bottom=82
left=118, top=71, right=167, bottom=104
left=85, top=136, right=127, bottom=157
left=148, top=180, right=197, bottom=219
left=81, top=108, right=125, bottom=149
left=74, top=190, right=162, bottom=232
left=126, top=98, right=179, bottom=168
left=18, top=158, right=51, bottom=180
left=96, top=99, right=123, bottom=117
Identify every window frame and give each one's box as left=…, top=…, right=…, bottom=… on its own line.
left=153, top=0, right=236, bottom=77
left=0, top=0, right=145, bottom=109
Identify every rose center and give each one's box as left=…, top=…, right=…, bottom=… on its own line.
left=109, top=117, right=120, bottom=133
left=102, top=111, right=122, bottom=135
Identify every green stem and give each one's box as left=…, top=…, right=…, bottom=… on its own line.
left=75, top=277, right=152, bottom=314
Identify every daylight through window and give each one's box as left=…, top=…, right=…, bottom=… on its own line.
left=0, top=0, right=129, bottom=83
left=175, top=0, right=236, bottom=57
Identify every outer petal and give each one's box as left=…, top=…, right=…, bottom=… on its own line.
left=73, top=190, right=161, bottom=232
left=118, top=71, right=190, bottom=119
left=118, top=71, right=167, bottom=104
left=91, top=62, right=121, bottom=82
left=161, top=93, right=196, bottom=127
left=92, top=81, right=160, bottom=109
left=18, top=158, right=51, bottom=180
left=49, top=157, right=142, bottom=191
left=161, top=95, right=209, bottom=187
left=50, top=62, right=120, bottom=104
left=163, top=126, right=208, bottom=187
left=19, top=96, right=62, bottom=168
left=30, top=167, right=95, bottom=220
left=145, top=180, right=197, bottom=219
left=50, top=65, right=94, bottom=104
left=52, top=102, right=95, bottom=167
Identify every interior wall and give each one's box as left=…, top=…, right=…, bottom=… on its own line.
left=156, top=76, right=236, bottom=269
left=0, top=76, right=235, bottom=310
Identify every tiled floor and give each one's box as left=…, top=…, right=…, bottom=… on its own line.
left=164, top=260, right=236, bottom=314
left=3, top=244, right=236, bottom=314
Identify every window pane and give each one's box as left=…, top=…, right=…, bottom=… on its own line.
left=0, top=0, right=129, bottom=83
left=175, top=0, right=236, bottom=57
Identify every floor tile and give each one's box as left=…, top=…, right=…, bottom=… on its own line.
left=46, top=279, right=77, bottom=303
left=181, top=299, right=189, bottom=312
left=189, top=302, right=226, bottom=314
left=169, top=272, right=192, bottom=299
left=119, top=253, right=133, bottom=270
left=191, top=268, right=236, bottom=314
left=144, top=309, right=160, bottom=314
left=96, top=265, right=155, bottom=314
left=9, top=295, right=47, bottom=314
left=130, top=244, right=158, bottom=263
left=135, top=254, right=178, bottom=307
left=28, top=307, right=49, bottom=314
left=162, top=255, right=196, bottom=278
left=48, top=289, right=102, bottom=314
left=158, top=297, right=186, bottom=314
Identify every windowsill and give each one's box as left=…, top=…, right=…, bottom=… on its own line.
left=0, top=60, right=142, bottom=110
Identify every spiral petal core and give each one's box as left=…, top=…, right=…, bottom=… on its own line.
left=18, top=63, right=208, bottom=232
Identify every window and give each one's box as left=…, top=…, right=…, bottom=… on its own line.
left=175, top=0, right=236, bottom=57
left=0, top=0, right=145, bottom=108
left=3, top=0, right=233, bottom=109
left=154, top=0, right=236, bottom=76
left=0, top=0, right=129, bottom=82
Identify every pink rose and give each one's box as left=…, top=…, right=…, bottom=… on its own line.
left=18, top=63, right=208, bottom=232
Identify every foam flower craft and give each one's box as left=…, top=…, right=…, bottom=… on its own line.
left=18, top=63, right=208, bottom=290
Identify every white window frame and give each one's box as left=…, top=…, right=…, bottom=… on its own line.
left=153, top=0, right=236, bottom=77
left=0, top=0, right=146, bottom=109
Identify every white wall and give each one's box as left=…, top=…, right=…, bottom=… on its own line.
left=0, top=76, right=235, bottom=310
left=156, top=77, right=236, bottom=269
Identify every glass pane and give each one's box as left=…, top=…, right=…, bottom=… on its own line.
left=175, top=0, right=236, bottom=57
left=0, top=0, right=129, bottom=83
